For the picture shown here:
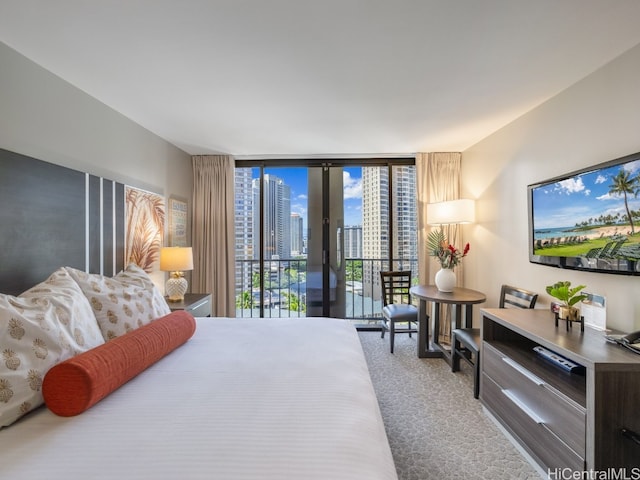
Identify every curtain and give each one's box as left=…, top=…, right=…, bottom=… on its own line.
left=191, top=155, right=236, bottom=317
left=416, top=152, right=462, bottom=343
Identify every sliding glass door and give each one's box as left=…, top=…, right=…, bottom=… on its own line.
left=234, top=159, right=417, bottom=325
left=306, top=166, right=345, bottom=317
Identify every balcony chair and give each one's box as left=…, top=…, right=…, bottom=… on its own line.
left=451, top=284, right=538, bottom=398
left=380, top=271, right=419, bottom=354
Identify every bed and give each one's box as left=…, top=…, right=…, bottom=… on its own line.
left=0, top=150, right=396, bottom=479
left=0, top=268, right=397, bottom=480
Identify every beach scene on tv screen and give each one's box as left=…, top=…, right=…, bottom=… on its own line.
left=532, top=158, right=640, bottom=266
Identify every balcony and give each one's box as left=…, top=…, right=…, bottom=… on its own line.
left=235, top=257, right=418, bottom=327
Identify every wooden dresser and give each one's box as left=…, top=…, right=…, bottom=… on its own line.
left=480, top=308, right=640, bottom=470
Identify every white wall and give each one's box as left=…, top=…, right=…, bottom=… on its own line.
left=463, top=43, right=640, bottom=332
left=0, top=41, right=192, bottom=290
left=0, top=41, right=191, bottom=202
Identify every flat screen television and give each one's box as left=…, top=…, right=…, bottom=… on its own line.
left=528, top=151, right=640, bottom=275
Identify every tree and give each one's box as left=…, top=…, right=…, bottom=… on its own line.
left=236, top=291, right=253, bottom=309
left=608, top=169, right=639, bottom=234
left=345, top=260, right=363, bottom=282
left=282, top=292, right=305, bottom=313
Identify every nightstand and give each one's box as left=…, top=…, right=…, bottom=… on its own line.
left=167, top=293, right=212, bottom=317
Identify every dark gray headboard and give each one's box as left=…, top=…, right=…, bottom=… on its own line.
left=0, top=148, right=125, bottom=295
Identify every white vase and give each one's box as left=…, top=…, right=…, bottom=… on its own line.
left=435, top=268, right=456, bottom=292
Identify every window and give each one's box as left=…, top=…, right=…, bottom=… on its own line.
left=234, top=159, right=416, bottom=327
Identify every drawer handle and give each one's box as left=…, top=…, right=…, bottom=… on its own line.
left=502, top=357, right=545, bottom=386
left=502, top=389, right=545, bottom=424
left=621, top=428, right=640, bottom=446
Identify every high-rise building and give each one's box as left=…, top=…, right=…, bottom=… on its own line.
left=362, top=167, right=388, bottom=298
left=362, top=166, right=417, bottom=298
left=234, top=168, right=254, bottom=291
left=290, top=213, right=303, bottom=256
left=344, top=225, right=363, bottom=259
left=252, top=174, right=291, bottom=260
left=393, top=165, right=418, bottom=266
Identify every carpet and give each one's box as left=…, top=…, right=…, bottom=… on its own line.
left=358, top=331, right=544, bottom=480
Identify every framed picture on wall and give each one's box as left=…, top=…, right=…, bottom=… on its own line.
left=125, top=186, right=165, bottom=273
left=168, top=197, right=188, bottom=247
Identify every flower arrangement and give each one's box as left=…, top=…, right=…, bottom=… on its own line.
left=427, top=229, right=470, bottom=269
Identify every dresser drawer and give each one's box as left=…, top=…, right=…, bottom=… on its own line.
left=482, top=372, right=585, bottom=470
left=483, top=342, right=586, bottom=457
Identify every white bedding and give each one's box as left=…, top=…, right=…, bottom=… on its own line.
left=1, top=317, right=397, bottom=480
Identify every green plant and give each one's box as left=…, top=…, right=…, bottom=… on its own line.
left=426, top=229, right=470, bottom=269
left=545, top=281, right=588, bottom=308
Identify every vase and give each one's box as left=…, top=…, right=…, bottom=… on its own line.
left=435, top=268, right=456, bottom=292
left=559, top=305, right=580, bottom=321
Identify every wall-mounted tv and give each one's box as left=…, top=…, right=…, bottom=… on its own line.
left=528, top=151, right=640, bottom=275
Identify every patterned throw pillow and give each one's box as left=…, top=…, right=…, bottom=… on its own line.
left=65, top=264, right=170, bottom=342
left=112, top=264, right=171, bottom=320
left=0, top=268, right=104, bottom=428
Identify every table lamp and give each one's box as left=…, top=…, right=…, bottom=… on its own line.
left=426, top=198, right=475, bottom=292
left=160, top=246, right=194, bottom=302
left=426, top=199, right=475, bottom=225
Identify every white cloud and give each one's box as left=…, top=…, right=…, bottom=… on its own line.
left=597, top=192, right=623, bottom=201
left=555, top=177, right=586, bottom=195
left=624, top=159, right=640, bottom=174
left=595, top=174, right=607, bottom=184
left=292, top=204, right=307, bottom=217
left=343, top=171, right=362, bottom=199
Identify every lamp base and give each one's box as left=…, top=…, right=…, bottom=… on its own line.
left=166, top=276, right=188, bottom=302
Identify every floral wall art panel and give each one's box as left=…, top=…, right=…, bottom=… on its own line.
left=125, top=186, right=165, bottom=273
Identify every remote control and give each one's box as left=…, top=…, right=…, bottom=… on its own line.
left=533, top=346, right=585, bottom=374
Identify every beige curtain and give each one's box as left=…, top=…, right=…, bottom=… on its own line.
left=191, top=155, right=236, bottom=317
left=416, top=152, right=462, bottom=343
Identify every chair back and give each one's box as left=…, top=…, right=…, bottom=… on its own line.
left=499, top=284, right=538, bottom=309
left=380, top=271, right=412, bottom=307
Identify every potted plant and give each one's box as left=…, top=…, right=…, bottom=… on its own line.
left=545, top=281, right=588, bottom=321
left=427, top=229, right=470, bottom=292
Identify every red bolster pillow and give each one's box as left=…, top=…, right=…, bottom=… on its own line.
left=43, top=310, right=196, bottom=416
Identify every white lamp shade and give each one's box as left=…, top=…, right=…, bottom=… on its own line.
left=160, top=247, right=194, bottom=272
left=427, top=199, right=475, bottom=225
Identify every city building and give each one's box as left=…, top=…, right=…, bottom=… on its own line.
left=252, top=174, right=291, bottom=260
left=344, top=225, right=363, bottom=259
left=290, top=213, right=304, bottom=256
left=362, top=166, right=417, bottom=299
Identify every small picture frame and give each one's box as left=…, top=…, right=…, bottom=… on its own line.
left=168, top=197, right=188, bottom=247
left=581, top=292, right=606, bottom=331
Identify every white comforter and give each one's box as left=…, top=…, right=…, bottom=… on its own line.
left=1, top=317, right=397, bottom=480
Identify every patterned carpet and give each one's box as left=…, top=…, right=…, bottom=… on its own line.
left=358, top=331, right=544, bottom=480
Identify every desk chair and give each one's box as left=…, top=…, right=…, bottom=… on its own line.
left=380, top=271, right=419, bottom=354
left=451, top=285, right=538, bottom=398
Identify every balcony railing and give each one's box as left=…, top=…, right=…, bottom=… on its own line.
left=235, top=257, right=418, bottom=324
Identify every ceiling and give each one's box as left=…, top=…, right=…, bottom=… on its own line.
left=2, top=1, right=640, bottom=158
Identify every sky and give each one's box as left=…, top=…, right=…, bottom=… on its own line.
left=262, top=166, right=364, bottom=229
left=532, top=159, right=640, bottom=230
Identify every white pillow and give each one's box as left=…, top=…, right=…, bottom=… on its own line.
left=20, top=268, right=105, bottom=355
left=65, top=264, right=170, bottom=342
left=113, top=264, right=171, bottom=320
left=0, top=268, right=104, bottom=428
